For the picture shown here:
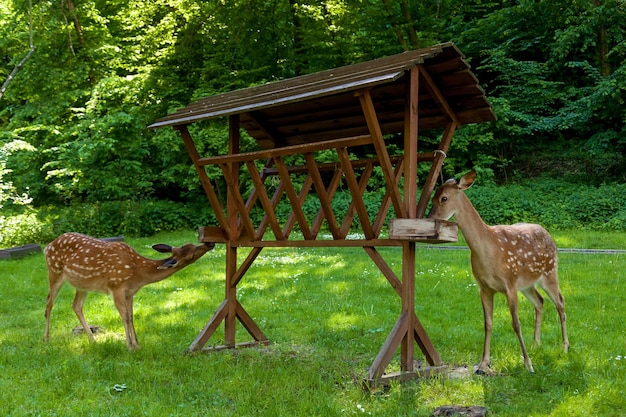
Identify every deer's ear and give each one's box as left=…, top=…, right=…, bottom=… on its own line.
left=152, top=244, right=173, bottom=253
left=458, top=170, right=476, bottom=190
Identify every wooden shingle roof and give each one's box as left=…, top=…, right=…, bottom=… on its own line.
left=149, top=42, right=495, bottom=149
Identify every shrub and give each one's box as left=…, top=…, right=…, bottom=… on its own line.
left=2, top=178, right=626, bottom=248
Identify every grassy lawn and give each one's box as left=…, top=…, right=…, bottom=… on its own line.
left=0, top=229, right=624, bottom=416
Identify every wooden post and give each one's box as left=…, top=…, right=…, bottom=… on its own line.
left=225, top=114, right=240, bottom=347
left=401, top=67, right=419, bottom=372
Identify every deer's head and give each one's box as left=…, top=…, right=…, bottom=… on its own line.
left=153, top=242, right=215, bottom=270
left=427, top=170, right=476, bottom=221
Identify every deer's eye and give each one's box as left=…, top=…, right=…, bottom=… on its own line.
left=441, top=196, right=448, bottom=203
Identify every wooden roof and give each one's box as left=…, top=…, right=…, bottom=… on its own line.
left=149, top=42, right=495, bottom=149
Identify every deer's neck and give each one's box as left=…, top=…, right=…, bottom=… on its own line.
left=135, top=256, right=178, bottom=285
left=454, top=193, right=496, bottom=254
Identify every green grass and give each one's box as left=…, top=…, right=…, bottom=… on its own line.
left=1, top=230, right=624, bottom=416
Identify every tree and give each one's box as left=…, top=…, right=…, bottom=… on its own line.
left=0, top=0, right=35, bottom=101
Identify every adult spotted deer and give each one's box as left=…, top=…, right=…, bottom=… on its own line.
left=44, top=232, right=214, bottom=350
left=428, top=171, right=569, bottom=373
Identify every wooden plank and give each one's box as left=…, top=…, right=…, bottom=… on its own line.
left=232, top=247, right=263, bottom=288
left=176, top=125, right=231, bottom=237
left=338, top=161, right=372, bottom=239
left=337, top=148, right=374, bottom=239
left=220, top=163, right=257, bottom=240
left=413, top=314, right=443, bottom=366
left=236, top=300, right=269, bottom=343
left=310, top=168, right=342, bottom=237
left=189, top=299, right=229, bottom=351
left=230, top=239, right=405, bottom=248
left=368, top=312, right=408, bottom=380
left=274, top=156, right=313, bottom=239
left=198, top=227, right=228, bottom=243
left=281, top=175, right=313, bottom=239
left=245, top=160, right=285, bottom=240
left=418, top=65, right=461, bottom=126
left=240, top=159, right=269, bottom=240
left=404, top=66, right=419, bottom=219
left=389, top=218, right=458, bottom=242
left=401, top=241, right=416, bottom=372
left=416, top=122, right=457, bottom=217
left=100, top=236, right=124, bottom=242
left=200, top=340, right=271, bottom=353
left=372, top=159, right=404, bottom=235
left=0, top=244, right=42, bottom=259
left=357, top=89, right=406, bottom=218
left=196, top=134, right=372, bottom=166
left=256, top=179, right=286, bottom=240
left=363, top=247, right=401, bottom=296
left=304, top=153, right=341, bottom=239
left=363, top=365, right=449, bottom=390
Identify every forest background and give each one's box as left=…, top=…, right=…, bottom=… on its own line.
left=1, top=0, right=626, bottom=246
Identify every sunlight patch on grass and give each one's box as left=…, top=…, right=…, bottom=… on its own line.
left=327, top=312, right=359, bottom=331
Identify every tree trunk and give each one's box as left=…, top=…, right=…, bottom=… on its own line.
left=381, top=0, right=409, bottom=50
left=399, top=0, right=419, bottom=48
left=289, top=0, right=307, bottom=75
left=593, top=0, right=610, bottom=76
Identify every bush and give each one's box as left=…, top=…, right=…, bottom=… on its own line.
left=2, top=178, right=626, bottom=248
left=0, top=200, right=219, bottom=247
left=466, top=178, right=626, bottom=231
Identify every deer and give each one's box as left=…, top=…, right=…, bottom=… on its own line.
left=44, top=232, right=215, bottom=350
left=427, top=171, right=569, bottom=373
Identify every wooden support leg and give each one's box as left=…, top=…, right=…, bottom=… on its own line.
left=364, top=242, right=445, bottom=388
left=188, top=243, right=269, bottom=352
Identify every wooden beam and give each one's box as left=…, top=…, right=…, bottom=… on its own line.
left=357, top=89, right=406, bottom=218
left=372, top=158, right=404, bottom=235
left=416, top=122, right=456, bottom=217
left=176, top=125, right=230, bottom=236
left=274, top=156, right=314, bottom=239
left=337, top=148, right=374, bottom=239
left=368, top=313, right=408, bottom=380
left=418, top=65, right=461, bottom=126
left=196, top=134, right=372, bottom=166
left=245, top=161, right=285, bottom=240
left=189, top=299, right=228, bottom=351
left=225, top=115, right=241, bottom=346
left=304, top=153, right=341, bottom=239
left=363, top=247, right=401, bottom=296
left=404, top=66, right=419, bottom=219
left=219, top=162, right=257, bottom=240
left=231, top=247, right=263, bottom=288
left=310, top=169, right=343, bottom=237
left=401, top=242, right=416, bottom=372
left=282, top=175, right=313, bottom=239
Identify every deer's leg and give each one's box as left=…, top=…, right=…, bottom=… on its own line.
left=112, top=290, right=140, bottom=350
left=477, top=287, right=495, bottom=374
left=540, top=276, right=569, bottom=353
left=72, top=290, right=96, bottom=342
left=44, top=273, right=64, bottom=342
left=125, top=293, right=140, bottom=350
left=506, top=288, right=534, bottom=373
left=521, top=286, right=544, bottom=349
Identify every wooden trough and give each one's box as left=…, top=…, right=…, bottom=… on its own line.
left=149, top=42, right=494, bottom=387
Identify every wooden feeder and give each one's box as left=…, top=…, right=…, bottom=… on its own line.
left=149, top=42, right=495, bottom=387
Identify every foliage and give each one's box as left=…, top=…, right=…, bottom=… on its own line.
left=466, top=177, right=626, bottom=231
left=0, top=198, right=218, bottom=247
left=0, top=231, right=625, bottom=415
left=1, top=0, right=626, bottom=243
